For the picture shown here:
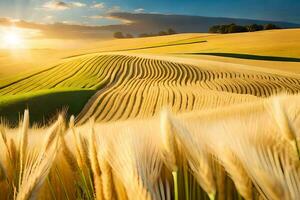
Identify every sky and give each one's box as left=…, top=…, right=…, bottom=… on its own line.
left=0, top=0, right=299, bottom=25
left=0, top=0, right=299, bottom=48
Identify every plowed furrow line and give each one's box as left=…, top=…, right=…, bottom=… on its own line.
left=90, top=56, right=138, bottom=119
left=3, top=54, right=297, bottom=123
left=76, top=56, right=135, bottom=123
left=0, top=59, right=78, bottom=95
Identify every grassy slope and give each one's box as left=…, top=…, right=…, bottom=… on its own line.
left=0, top=88, right=95, bottom=126
left=0, top=54, right=117, bottom=125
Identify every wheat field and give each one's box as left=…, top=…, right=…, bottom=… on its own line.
left=0, top=94, right=300, bottom=200
left=1, top=52, right=300, bottom=124
left=1, top=29, right=300, bottom=200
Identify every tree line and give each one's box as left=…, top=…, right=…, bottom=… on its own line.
left=114, top=28, right=177, bottom=39
left=209, top=23, right=281, bottom=34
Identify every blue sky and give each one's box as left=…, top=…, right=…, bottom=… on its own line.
left=0, top=0, right=299, bottom=25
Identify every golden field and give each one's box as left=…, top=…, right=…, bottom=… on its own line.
left=0, top=29, right=300, bottom=200
left=1, top=28, right=300, bottom=77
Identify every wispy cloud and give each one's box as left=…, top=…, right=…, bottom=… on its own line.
left=83, top=15, right=105, bottom=19
left=0, top=12, right=298, bottom=41
left=134, top=8, right=145, bottom=13
left=105, top=16, right=133, bottom=24
left=0, top=17, right=113, bottom=39
left=44, top=15, right=54, bottom=21
left=42, top=1, right=86, bottom=11
left=45, top=15, right=54, bottom=20
left=70, top=2, right=86, bottom=8
left=43, top=1, right=70, bottom=10
left=107, top=6, right=122, bottom=13
left=91, top=3, right=105, bottom=9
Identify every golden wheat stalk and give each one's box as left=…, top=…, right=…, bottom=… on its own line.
left=99, top=123, right=163, bottom=200
left=0, top=160, right=6, bottom=181
left=170, top=117, right=216, bottom=199
left=159, top=109, right=178, bottom=172
left=217, top=150, right=252, bottom=200
left=42, top=115, right=64, bottom=153
left=201, top=123, right=253, bottom=200
left=269, top=98, right=296, bottom=140
left=98, top=154, right=114, bottom=200
left=8, top=137, right=18, bottom=169
left=59, top=125, right=77, bottom=172
left=69, top=116, right=89, bottom=171
left=88, top=118, right=104, bottom=200
left=0, top=125, right=9, bottom=180
left=0, top=125, right=14, bottom=169
left=224, top=114, right=297, bottom=200
left=113, top=174, right=128, bottom=200
left=16, top=123, right=60, bottom=200
left=18, top=110, right=29, bottom=188
left=268, top=98, right=300, bottom=159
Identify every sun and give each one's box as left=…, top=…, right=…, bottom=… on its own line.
left=2, top=28, right=24, bottom=48
left=5, top=32, right=21, bottom=45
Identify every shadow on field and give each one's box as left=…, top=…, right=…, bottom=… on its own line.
left=0, top=89, right=95, bottom=127
left=188, top=52, right=300, bottom=62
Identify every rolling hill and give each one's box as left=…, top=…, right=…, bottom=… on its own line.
left=1, top=26, right=300, bottom=200
left=1, top=29, right=300, bottom=125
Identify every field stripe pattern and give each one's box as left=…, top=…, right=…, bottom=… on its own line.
left=1, top=54, right=300, bottom=123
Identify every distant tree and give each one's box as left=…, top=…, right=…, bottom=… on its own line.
left=167, top=28, right=177, bottom=35
left=209, top=23, right=280, bottom=34
left=114, top=32, right=125, bottom=38
left=228, top=24, right=248, bottom=33
left=264, top=24, right=281, bottom=30
left=125, top=33, right=133, bottom=38
left=209, top=25, right=221, bottom=33
left=219, top=24, right=232, bottom=34
left=158, top=31, right=168, bottom=36
left=137, top=29, right=176, bottom=38
left=246, top=24, right=264, bottom=32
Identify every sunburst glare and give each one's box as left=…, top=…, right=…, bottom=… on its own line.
left=1, top=27, right=25, bottom=49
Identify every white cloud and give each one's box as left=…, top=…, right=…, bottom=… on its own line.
left=134, top=8, right=145, bottom=13
left=105, top=16, right=133, bottom=24
left=107, top=6, right=122, bottom=13
left=42, top=1, right=86, bottom=11
left=70, top=2, right=86, bottom=8
left=44, top=15, right=54, bottom=20
left=43, top=1, right=70, bottom=10
left=91, top=3, right=105, bottom=9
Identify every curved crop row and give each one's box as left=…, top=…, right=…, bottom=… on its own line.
left=73, top=54, right=300, bottom=124
left=1, top=53, right=300, bottom=124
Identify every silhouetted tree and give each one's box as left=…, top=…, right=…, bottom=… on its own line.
left=125, top=33, right=133, bottom=38
left=228, top=24, right=248, bottom=33
left=209, top=25, right=221, bottom=33
left=114, top=32, right=125, bottom=38
left=209, top=23, right=280, bottom=34
left=264, top=24, right=281, bottom=30
left=158, top=31, right=168, bottom=36
left=167, top=28, right=176, bottom=35
left=219, top=24, right=231, bottom=33
left=246, top=24, right=264, bottom=32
